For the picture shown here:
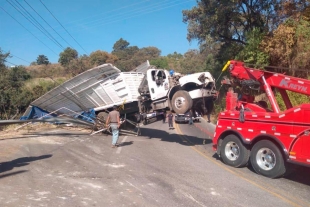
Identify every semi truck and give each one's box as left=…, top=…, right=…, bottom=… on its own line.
left=213, top=60, right=310, bottom=178
left=25, top=61, right=217, bottom=131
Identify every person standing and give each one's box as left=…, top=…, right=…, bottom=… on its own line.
left=162, top=111, right=166, bottom=123
left=105, top=105, right=120, bottom=148
left=188, top=110, right=193, bottom=125
left=167, top=111, right=174, bottom=129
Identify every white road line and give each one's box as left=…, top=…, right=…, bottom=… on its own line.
left=116, top=136, right=128, bottom=154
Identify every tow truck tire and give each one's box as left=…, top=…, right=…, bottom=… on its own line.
left=171, top=90, right=193, bottom=114
left=250, top=140, right=286, bottom=178
left=220, top=135, right=250, bottom=168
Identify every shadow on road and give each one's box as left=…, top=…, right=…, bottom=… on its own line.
left=119, top=141, right=133, bottom=147
left=0, top=154, right=53, bottom=176
left=140, top=127, right=212, bottom=146
left=213, top=152, right=310, bottom=186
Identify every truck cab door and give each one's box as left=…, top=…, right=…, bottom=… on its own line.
left=147, top=69, right=169, bottom=100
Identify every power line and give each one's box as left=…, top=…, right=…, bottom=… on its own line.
left=64, top=0, right=150, bottom=25
left=10, top=53, right=31, bottom=64
left=4, top=60, right=18, bottom=66
left=23, top=0, right=74, bottom=49
left=0, top=6, right=58, bottom=55
left=7, top=0, right=64, bottom=50
left=79, top=0, right=184, bottom=27
left=14, top=0, right=65, bottom=49
left=40, top=0, right=88, bottom=54
left=94, top=0, right=194, bottom=28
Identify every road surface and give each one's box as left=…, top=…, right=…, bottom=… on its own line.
left=0, top=120, right=309, bottom=207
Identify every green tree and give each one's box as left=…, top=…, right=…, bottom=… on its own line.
left=261, top=17, right=310, bottom=75
left=36, top=54, right=50, bottom=65
left=179, top=49, right=206, bottom=74
left=236, top=28, right=270, bottom=67
left=183, top=0, right=286, bottom=45
left=0, top=48, right=11, bottom=68
left=58, top=47, right=78, bottom=66
left=150, top=57, right=169, bottom=69
left=0, top=65, right=31, bottom=119
left=181, top=0, right=300, bottom=65
left=89, top=50, right=118, bottom=66
left=65, top=55, right=92, bottom=76
left=112, top=38, right=130, bottom=52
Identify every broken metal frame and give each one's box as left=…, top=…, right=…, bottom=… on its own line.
left=15, top=107, right=96, bottom=131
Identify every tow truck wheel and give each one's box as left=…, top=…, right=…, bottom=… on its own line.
left=220, top=135, right=250, bottom=168
left=171, top=90, right=193, bottom=114
left=250, top=140, right=286, bottom=178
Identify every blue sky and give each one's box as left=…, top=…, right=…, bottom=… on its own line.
left=0, top=0, right=199, bottom=66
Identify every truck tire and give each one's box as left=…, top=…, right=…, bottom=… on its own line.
left=95, top=112, right=108, bottom=131
left=171, top=90, right=193, bottom=114
left=220, top=134, right=249, bottom=168
left=250, top=140, right=286, bottom=178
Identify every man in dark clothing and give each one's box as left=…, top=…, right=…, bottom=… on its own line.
left=162, top=111, right=166, bottom=123
left=105, top=105, right=120, bottom=148
left=188, top=110, right=193, bottom=125
left=167, top=111, right=174, bottom=129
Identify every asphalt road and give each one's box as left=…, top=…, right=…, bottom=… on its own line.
left=0, top=120, right=309, bottom=207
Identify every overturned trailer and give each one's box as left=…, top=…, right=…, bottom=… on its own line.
left=23, top=61, right=217, bottom=134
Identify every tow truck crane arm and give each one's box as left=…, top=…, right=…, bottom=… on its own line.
left=222, top=60, right=310, bottom=113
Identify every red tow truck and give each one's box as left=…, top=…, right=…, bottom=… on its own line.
left=213, top=60, right=310, bottom=178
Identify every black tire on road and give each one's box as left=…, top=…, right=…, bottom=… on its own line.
left=220, top=134, right=250, bottom=168
left=171, top=90, right=193, bottom=114
left=95, top=112, right=108, bottom=131
left=250, top=140, right=286, bottom=178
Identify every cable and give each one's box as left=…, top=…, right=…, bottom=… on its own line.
left=40, top=0, right=88, bottom=54
left=78, top=0, right=184, bottom=27
left=70, top=0, right=194, bottom=31
left=97, top=0, right=194, bottom=27
left=7, top=0, right=64, bottom=50
left=0, top=6, right=58, bottom=55
left=10, top=53, right=31, bottom=64
left=23, top=0, right=73, bottom=48
left=4, top=60, right=18, bottom=66
left=65, top=0, right=150, bottom=25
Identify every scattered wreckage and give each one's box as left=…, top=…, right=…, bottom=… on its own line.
left=17, top=61, right=217, bottom=135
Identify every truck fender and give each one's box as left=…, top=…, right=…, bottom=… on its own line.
left=249, top=135, right=289, bottom=160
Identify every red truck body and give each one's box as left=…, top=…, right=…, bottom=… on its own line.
left=213, top=60, right=310, bottom=178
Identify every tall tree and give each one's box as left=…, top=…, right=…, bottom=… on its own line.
left=89, top=50, right=118, bottom=66
left=0, top=48, right=11, bottom=68
left=183, top=0, right=285, bottom=45
left=112, top=38, right=130, bottom=52
left=36, top=54, right=50, bottom=65
left=261, top=17, right=310, bottom=74
left=58, top=47, right=78, bottom=66
left=182, top=0, right=297, bottom=65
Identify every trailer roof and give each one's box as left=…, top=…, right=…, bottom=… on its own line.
left=29, top=63, right=121, bottom=115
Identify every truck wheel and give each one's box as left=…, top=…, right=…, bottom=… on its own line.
left=220, top=134, right=249, bottom=167
left=250, top=140, right=286, bottom=178
left=171, top=90, right=193, bottom=114
left=95, top=112, right=108, bottom=130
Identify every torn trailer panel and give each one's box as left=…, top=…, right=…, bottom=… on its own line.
left=25, top=63, right=145, bottom=117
